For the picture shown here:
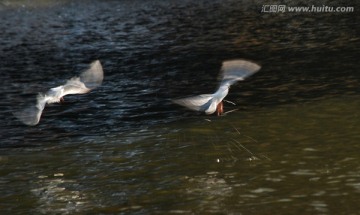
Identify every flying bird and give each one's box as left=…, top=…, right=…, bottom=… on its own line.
left=14, top=60, right=104, bottom=126
left=173, top=59, right=261, bottom=116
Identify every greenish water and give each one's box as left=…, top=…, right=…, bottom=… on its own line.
left=1, top=96, right=359, bottom=214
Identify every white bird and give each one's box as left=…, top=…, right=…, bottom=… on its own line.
left=14, top=60, right=104, bottom=126
left=173, top=59, right=261, bottom=116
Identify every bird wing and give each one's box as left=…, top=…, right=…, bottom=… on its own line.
left=13, top=94, right=48, bottom=126
left=45, top=60, right=103, bottom=100
left=219, top=59, right=261, bottom=86
left=61, top=77, right=90, bottom=96
left=79, top=60, right=104, bottom=89
left=48, top=60, right=103, bottom=98
left=173, top=94, right=214, bottom=112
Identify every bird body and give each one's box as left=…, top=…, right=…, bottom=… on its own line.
left=173, top=59, right=260, bottom=115
left=14, top=60, right=103, bottom=125
left=46, top=77, right=91, bottom=104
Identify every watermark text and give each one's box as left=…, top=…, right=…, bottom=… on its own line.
left=261, top=5, right=354, bottom=13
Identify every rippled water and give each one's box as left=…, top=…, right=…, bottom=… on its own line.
left=0, top=0, right=359, bottom=214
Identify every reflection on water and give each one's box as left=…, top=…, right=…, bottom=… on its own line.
left=31, top=175, right=88, bottom=214
left=0, top=0, right=359, bottom=214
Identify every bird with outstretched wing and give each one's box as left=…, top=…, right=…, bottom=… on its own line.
left=173, top=59, right=261, bottom=116
left=14, top=60, right=104, bottom=126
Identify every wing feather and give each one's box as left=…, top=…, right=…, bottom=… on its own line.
left=13, top=94, right=48, bottom=126
left=173, top=94, right=213, bottom=112
left=62, top=77, right=90, bottom=96
left=219, top=59, right=261, bottom=86
left=80, top=60, right=104, bottom=89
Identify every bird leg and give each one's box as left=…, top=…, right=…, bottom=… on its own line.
left=60, top=97, right=64, bottom=103
left=216, top=101, right=224, bottom=116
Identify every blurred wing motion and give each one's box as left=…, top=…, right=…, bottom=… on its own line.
left=173, top=59, right=260, bottom=115
left=219, top=59, right=261, bottom=86
left=14, top=60, right=104, bottom=126
left=80, top=60, right=104, bottom=89
left=13, top=94, right=48, bottom=126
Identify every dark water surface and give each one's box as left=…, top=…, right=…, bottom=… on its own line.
left=0, top=0, right=359, bottom=214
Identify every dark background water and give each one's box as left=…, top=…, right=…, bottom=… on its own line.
left=0, top=0, right=359, bottom=214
